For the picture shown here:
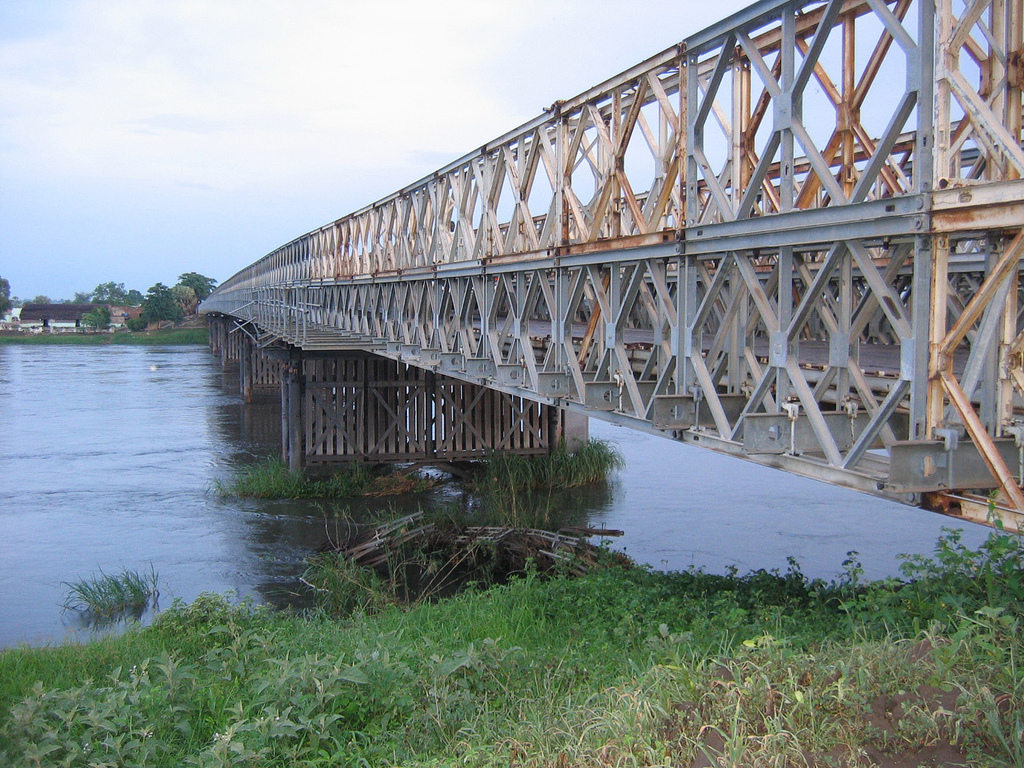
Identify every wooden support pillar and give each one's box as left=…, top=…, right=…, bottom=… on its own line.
left=208, top=316, right=222, bottom=356
left=222, top=323, right=241, bottom=370
left=281, top=358, right=304, bottom=473
left=280, top=362, right=291, bottom=466
left=253, top=348, right=283, bottom=394
left=220, top=328, right=230, bottom=370
left=239, top=336, right=253, bottom=404
left=212, top=317, right=231, bottom=370
left=557, top=408, right=590, bottom=451
left=426, top=368, right=438, bottom=458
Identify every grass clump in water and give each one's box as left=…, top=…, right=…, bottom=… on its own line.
left=214, top=458, right=434, bottom=500
left=62, top=567, right=159, bottom=622
left=478, top=438, right=624, bottom=491
left=474, top=438, right=624, bottom=527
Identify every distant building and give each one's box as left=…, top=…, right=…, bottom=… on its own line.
left=108, top=305, right=143, bottom=328
left=18, top=303, right=97, bottom=331
left=1, top=306, right=20, bottom=330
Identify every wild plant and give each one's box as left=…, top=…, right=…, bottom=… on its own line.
left=301, top=552, right=397, bottom=616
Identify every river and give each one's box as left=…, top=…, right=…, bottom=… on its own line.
left=0, top=344, right=991, bottom=648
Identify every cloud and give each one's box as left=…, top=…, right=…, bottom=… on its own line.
left=0, top=0, right=750, bottom=298
left=0, top=0, right=540, bottom=192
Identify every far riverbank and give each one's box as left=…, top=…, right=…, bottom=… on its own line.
left=0, top=328, right=208, bottom=345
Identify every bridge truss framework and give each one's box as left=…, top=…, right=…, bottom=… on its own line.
left=202, top=0, right=1024, bottom=530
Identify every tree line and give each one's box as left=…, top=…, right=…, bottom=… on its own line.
left=0, top=273, right=217, bottom=330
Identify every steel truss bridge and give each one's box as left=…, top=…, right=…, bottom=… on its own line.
left=201, top=0, right=1024, bottom=531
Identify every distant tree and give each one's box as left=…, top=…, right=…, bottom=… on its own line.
left=0, top=277, right=11, bottom=315
left=140, top=283, right=184, bottom=324
left=31, top=295, right=51, bottom=304
left=125, top=289, right=145, bottom=305
left=92, top=282, right=134, bottom=305
left=171, top=284, right=198, bottom=315
left=176, top=272, right=217, bottom=301
left=72, top=291, right=94, bottom=303
left=82, top=305, right=111, bottom=330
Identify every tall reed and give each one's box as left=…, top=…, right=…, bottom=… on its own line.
left=475, top=438, right=624, bottom=527
left=477, top=438, right=624, bottom=491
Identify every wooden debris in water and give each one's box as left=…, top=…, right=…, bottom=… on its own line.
left=325, top=512, right=626, bottom=576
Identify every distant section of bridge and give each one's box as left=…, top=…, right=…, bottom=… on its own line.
left=201, top=0, right=1024, bottom=531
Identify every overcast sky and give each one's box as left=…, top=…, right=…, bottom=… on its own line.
left=0, top=0, right=750, bottom=301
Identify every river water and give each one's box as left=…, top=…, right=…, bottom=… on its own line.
left=0, top=344, right=990, bottom=648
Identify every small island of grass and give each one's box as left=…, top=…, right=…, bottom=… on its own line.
left=214, top=439, right=625, bottom=502
left=214, top=459, right=436, bottom=499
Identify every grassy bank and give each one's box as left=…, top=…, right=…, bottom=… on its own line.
left=1, top=531, right=1022, bottom=767
left=0, top=328, right=208, bottom=345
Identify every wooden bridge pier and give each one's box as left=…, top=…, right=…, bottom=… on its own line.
left=209, top=315, right=586, bottom=471
left=278, top=351, right=584, bottom=472
left=209, top=315, right=283, bottom=402
left=239, top=334, right=283, bottom=403
left=208, top=315, right=244, bottom=373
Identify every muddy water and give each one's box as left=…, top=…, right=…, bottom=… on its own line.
left=0, top=345, right=989, bottom=648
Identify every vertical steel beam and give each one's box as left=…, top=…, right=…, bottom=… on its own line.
left=910, top=234, right=935, bottom=439
left=916, top=0, right=935, bottom=193
left=780, top=8, right=795, bottom=212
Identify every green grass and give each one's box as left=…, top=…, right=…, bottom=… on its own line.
left=214, top=459, right=435, bottom=499
left=474, top=438, right=625, bottom=527
left=62, top=567, right=160, bottom=622
left=477, top=438, right=625, bottom=491
left=0, top=328, right=208, bottom=345
left=2, top=532, right=1023, bottom=767
left=215, top=441, right=621, bottom=506
left=302, top=552, right=400, bottom=616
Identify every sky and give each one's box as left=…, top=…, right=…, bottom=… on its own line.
left=0, top=0, right=751, bottom=301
